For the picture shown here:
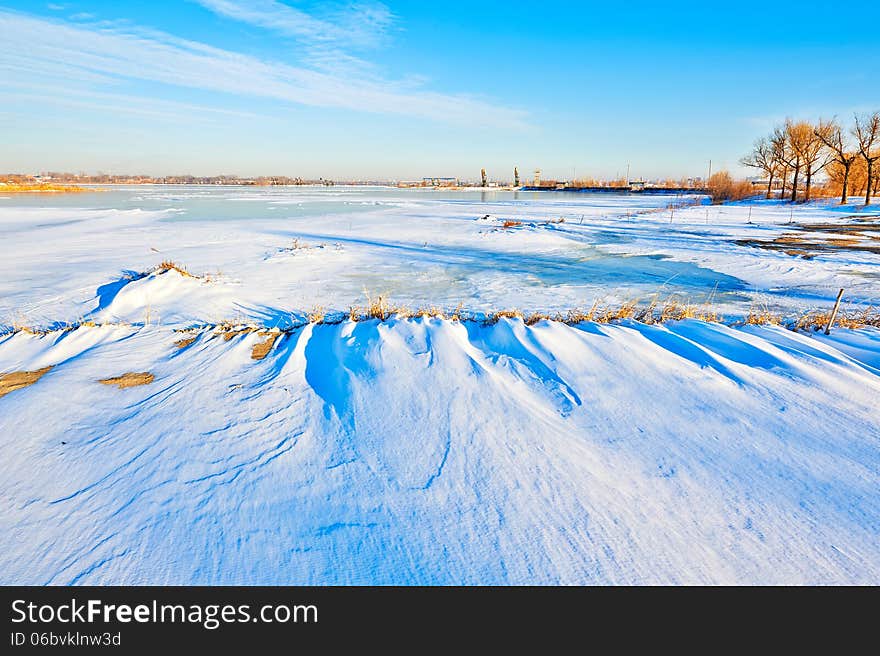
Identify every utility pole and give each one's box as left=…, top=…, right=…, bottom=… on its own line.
left=481, top=168, right=487, bottom=187
left=625, top=163, right=630, bottom=186
left=707, top=159, right=712, bottom=185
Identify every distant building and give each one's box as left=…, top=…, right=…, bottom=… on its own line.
left=422, top=177, right=459, bottom=187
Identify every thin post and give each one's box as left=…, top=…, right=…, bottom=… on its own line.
left=824, top=288, right=844, bottom=335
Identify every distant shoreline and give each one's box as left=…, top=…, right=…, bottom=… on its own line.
left=0, top=182, right=99, bottom=194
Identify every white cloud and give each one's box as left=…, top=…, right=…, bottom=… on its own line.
left=192, top=0, right=394, bottom=49
left=0, top=9, right=526, bottom=129
left=192, top=0, right=395, bottom=77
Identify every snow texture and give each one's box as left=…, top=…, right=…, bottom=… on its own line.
left=1, top=187, right=878, bottom=584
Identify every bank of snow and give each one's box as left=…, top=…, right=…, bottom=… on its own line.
left=1, top=317, right=878, bottom=585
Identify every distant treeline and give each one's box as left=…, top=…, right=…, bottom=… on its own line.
left=742, top=111, right=880, bottom=205
left=1, top=173, right=334, bottom=186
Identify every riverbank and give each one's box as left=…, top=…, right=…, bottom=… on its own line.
left=0, top=182, right=97, bottom=193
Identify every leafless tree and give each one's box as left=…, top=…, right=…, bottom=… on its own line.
left=816, top=118, right=858, bottom=204
left=781, top=120, right=808, bottom=202
left=741, top=137, right=779, bottom=198
left=853, top=112, right=880, bottom=205
left=801, top=122, right=833, bottom=202
left=771, top=127, right=788, bottom=200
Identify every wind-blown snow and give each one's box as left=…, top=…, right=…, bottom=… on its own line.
left=0, top=318, right=878, bottom=584
left=1, top=187, right=879, bottom=585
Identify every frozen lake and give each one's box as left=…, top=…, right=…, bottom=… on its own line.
left=1, top=185, right=877, bottom=327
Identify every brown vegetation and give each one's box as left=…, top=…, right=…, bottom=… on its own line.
left=0, top=366, right=53, bottom=399
left=98, top=372, right=154, bottom=388
left=0, top=182, right=92, bottom=193
left=707, top=171, right=754, bottom=203
left=736, top=222, right=880, bottom=256
left=743, top=306, right=783, bottom=325
left=156, top=261, right=195, bottom=278
left=251, top=333, right=280, bottom=360
left=794, top=307, right=880, bottom=331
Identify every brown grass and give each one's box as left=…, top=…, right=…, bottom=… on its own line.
left=306, top=306, right=326, bottom=323
left=657, top=300, right=720, bottom=323
left=707, top=171, right=755, bottom=203
left=156, top=261, right=194, bottom=277
left=0, top=182, right=92, bottom=193
left=174, top=336, right=197, bottom=349
left=737, top=222, right=880, bottom=257
left=99, top=372, right=154, bottom=388
left=409, top=306, right=447, bottom=319
left=486, top=309, right=524, bottom=324
left=251, top=333, right=279, bottom=360
left=794, top=307, right=880, bottom=331
left=501, top=220, right=522, bottom=229
left=743, top=307, right=783, bottom=325
left=350, top=294, right=410, bottom=321
left=0, top=366, right=53, bottom=399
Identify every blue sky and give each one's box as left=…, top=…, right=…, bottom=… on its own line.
left=1, top=1, right=877, bottom=180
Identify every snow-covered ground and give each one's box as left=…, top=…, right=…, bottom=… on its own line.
left=1, top=186, right=878, bottom=584
left=3, top=186, right=878, bottom=327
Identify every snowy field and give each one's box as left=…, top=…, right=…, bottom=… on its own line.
left=1, top=186, right=879, bottom=584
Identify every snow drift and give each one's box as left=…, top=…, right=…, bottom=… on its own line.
left=1, top=317, right=878, bottom=585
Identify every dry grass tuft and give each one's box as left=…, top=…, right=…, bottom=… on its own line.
left=597, top=300, right=639, bottom=322
left=656, top=300, right=721, bottom=323
left=0, top=366, right=53, bottom=399
left=350, top=294, right=411, bottom=321
left=409, top=306, right=447, bottom=319
left=743, top=305, right=783, bottom=325
left=501, top=220, right=522, bottom=229
left=307, top=306, right=326, bottom=323
left=213, top=320, right=262, bottom=341
left=485, top=309, right=523, bottom=324
left=251, top=333, right=280, bottom=360
left=524, top=312, right=552, bottom=326
left=99, top=372, right=154, bottom=389
left=174, top=336, right=197, bottom=349
left=794, top=307, right=880, bottom=331
left=156, top=261, right=194, bottom=277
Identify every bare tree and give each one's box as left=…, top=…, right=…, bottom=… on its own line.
left=781, top=120, right=808, bottom=202
left=816, top=118, right=858, bottom=204
left=741, top=137, right=779, bottom=198
left=853, top=112, right=880, bottom=205
left=783, top=120, right=830, bottom=203
left=802, top=121, right=833, bottom=202
left=771, top=127, right=789, bottom=200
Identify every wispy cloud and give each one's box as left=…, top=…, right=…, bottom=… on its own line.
left=192, top=0, right=394, bottom=49
left=1, top=82, right=267, bottom=124
left=0, top=9, right=526, bottom=128
left=192, top=0, right=395, bottom=77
